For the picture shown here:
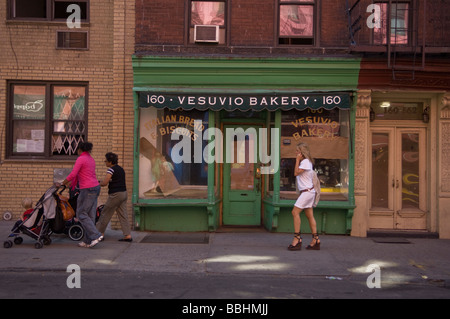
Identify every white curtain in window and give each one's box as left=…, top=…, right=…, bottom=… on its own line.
left=191, top=1, right=224, bottom=26
left=279, top=5, right=313, bottom=37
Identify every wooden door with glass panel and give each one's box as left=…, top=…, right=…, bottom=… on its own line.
left=222, top=125, right=262, bottom=226
left=370, top=127, right=427, bottom=230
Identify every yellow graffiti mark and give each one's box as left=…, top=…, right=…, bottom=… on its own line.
left=402, top=188, right=419, bottom=198
left=402, top=197, right=419, bottom=204
left=403, top=173, right=419, bottom=185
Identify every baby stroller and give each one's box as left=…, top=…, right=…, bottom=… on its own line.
left=62, top=187, right=103, bottom=241
left=4, top=185, right=61, bottom=249
left=4, top=185, right=103, bottom=248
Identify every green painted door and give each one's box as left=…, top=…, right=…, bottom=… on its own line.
left=223, top=124, right=262, bottom=225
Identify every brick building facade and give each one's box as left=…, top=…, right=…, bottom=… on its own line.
left=2, top=1, right=449, bottom=238
left=132, top=0, right=450, bottom=238
left=135, top=0, right=350, bottom=51
left=0, top=1, right=135, bottom=231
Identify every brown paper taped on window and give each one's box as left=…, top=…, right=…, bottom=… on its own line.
left=281, top=136, right=349, bottom=160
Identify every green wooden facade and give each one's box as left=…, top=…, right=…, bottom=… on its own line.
left=132, top=55, right=360, bottom=234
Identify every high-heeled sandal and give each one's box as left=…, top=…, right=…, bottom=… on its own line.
left=306, top=233, right=320, bottom=250
left=288, top=232, right=302, bottom=251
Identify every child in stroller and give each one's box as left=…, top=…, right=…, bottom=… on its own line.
left=4, top=186, right=57, bottom=249
left=11, top=198, right=42, bottom=237
left=15, top=198, right=38, bottom=228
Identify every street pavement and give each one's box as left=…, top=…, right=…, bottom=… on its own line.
left=1, top=220, right=450, bottom=301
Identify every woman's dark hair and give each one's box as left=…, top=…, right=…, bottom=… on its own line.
left=105, top=152, right=118, bottom=165
left=78, top=142, right=93, bottom=153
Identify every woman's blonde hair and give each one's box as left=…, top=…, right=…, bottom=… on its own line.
left=296, top=142, right=314, bottom=165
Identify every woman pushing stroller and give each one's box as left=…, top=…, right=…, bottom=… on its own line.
left=58, top=142, right=103, bottom=248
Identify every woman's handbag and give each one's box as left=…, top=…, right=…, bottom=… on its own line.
left=312, top=170, right=321, bottom=207
left=57, top=194, right=76, bottom=221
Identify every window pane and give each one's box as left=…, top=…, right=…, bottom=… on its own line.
left=391, top=3, right=409, bottom=44
left=401, top=133, right=419, bottom=209
left=57, top=31, right=88, bottom=49
left=373, top=2, right=409, bottom=45
left=371, top=101, right=423, bottom=121
left=53, top=86, right=86, bottom=120
left=13, top=121, right=45, bottom=153
left=230, top=135, right=256, bottom=190
left=279, top=109, right=349, bottom=201
left=373, top=3, right=388, bottom=44
left=52, top=86, right=86, bottom=156
left=8, top=82, right=88, bottom=158
left=371, top=133, right=389, bottom=209
left=191, top=1, right=225, bottom=26
left=52, top=134, right=84, bottom=156
left=13, top=0, right=46, bottom=18
left=139, top=108, right=209, bottom=199
left=13, top=85, right=46, bottom=120
left=280, top=5, right=313, bottom=37
left=54, top=1, right=87, bottom=20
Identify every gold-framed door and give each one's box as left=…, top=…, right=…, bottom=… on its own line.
left=369, top=126, right=427, bottom=230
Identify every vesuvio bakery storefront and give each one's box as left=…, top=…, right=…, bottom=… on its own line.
left=132, top=56, right=360, bottom=234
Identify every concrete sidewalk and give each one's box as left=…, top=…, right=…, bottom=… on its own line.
left=1, top=220, right=450, bottom=289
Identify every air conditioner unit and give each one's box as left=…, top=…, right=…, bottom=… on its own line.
left=194, top=25, right=219, bottom=43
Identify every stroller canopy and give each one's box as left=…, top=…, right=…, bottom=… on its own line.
left=23, top=186, right=58, bottom=228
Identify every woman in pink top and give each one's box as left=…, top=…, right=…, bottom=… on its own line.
left=62, top=142, right=103, bottom=248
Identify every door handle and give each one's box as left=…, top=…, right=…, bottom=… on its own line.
left=392, top=179, right=399, bottom=188
left=255, top=167, right=261, bottom=179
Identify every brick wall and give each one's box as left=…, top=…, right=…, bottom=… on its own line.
left=135, top=0, right=450, bottom=55
left=135, top=0, right=352, bottom=52
left=136, top=0, right=184, bottom=45
left=320, top=1, right=350, bottom=47
left=112, top=0, right=136, bottom=230
left=0, top=1, right=135, bottom=233
left=230, top=0, right=274, bottom=46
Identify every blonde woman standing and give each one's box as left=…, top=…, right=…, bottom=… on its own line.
left=288, top=142, right=320, bottom=251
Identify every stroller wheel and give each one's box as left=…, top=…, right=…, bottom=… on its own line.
left=13, top=237, right=23, bottom=245
left=68, top=224, right=84, bottom=241
left=3, top=240, right=13, bottom=249
left=34, top=241, right=43, bottom=249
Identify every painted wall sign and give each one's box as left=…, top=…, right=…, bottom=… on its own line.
left=139, top=92, right=351, bottom=111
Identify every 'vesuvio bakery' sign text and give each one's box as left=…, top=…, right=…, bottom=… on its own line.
left=139, top=92, right=350, bottom=111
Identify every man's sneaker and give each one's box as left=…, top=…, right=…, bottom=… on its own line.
left=89, top=235, right=104, bottom=248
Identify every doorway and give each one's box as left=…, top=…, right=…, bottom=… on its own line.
left=369, top=126, right=427, bottom=230
left=222, top=124, right=262, bottom=226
